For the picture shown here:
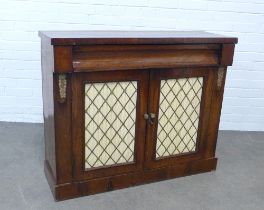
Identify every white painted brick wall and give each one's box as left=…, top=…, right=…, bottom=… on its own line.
left=0, top=0, right=264, bottom=131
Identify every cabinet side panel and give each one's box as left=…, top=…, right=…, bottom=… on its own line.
left=41, top=37, right=56, bottom=180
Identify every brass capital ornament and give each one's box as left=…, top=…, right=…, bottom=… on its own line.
left=217, top=67, right=225, bottom=90
left=58, top=74, right=67, bottom=103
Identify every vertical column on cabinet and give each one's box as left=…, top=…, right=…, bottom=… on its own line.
left=53, top=46, right=73, bottom=184
left=205, top=44, right=235, bottom=158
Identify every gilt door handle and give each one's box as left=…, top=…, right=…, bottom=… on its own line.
left=149, top=113, right=156, bottom=125
left=144, top=113, right=156, bottom=125
left=144, top=113, right=149, bottom=120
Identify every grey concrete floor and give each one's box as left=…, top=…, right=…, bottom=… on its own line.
left=0, top=122, right=263, bottom=210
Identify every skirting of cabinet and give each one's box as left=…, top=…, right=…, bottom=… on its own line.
left=45, top=157, right=217, bottom=201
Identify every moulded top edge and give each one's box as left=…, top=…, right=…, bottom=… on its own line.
left=38, top=30, right=238, bottom=45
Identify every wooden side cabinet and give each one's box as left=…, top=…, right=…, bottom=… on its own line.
left=39, top=31, right=237, bottom=200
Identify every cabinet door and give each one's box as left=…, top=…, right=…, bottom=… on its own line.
left=72, top=70, right=149, bottom=180
left=145, top=67, right=214, bottom=169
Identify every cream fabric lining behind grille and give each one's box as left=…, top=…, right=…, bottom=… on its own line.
left=84, top=81, right=137, bottom=169
left=156, top=77, right=203, bottom=158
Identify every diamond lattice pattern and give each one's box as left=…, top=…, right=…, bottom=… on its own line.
left=84, top=81, right=137, bottom=169
left=156, top=77, right=203, bottom=159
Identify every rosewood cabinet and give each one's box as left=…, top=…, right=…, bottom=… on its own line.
left=39, top=31, right=237, bottom=200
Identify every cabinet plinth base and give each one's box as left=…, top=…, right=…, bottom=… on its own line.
left=45, top=158, right=217, bottom=201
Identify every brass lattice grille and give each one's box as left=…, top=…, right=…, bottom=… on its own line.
left=156, top=77, right=203, bottom=158
left=84, top=81, right=137, bottom=169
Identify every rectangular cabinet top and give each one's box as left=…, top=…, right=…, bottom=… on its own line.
left=39, top=30, right=238, bottom=45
